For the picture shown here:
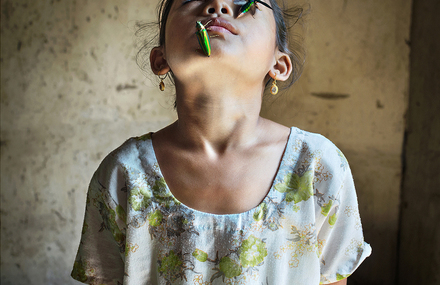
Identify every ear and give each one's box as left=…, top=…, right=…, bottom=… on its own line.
left=150, top=46, right=171, bottom=75
left=269, top=51, right=292, bottom=81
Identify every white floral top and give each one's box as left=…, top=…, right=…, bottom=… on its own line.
left=72, top=127, right=371, bottom=285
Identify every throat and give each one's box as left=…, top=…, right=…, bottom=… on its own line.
left=151, top=125, right=291, bottom=215
left=172, top=80, right=265, bottom=152
left=173, top=112, right=264, bottom=156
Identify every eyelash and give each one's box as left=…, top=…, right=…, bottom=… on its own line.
left=182, top=0, right=244, bottom=8
left=180, top=0, right=253, bottom=16
left=182, top=0, right=200, bottom=5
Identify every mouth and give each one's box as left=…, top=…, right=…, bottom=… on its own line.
left=204, top=18, right=238, bottom=35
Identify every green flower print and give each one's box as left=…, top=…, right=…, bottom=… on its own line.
left=129, top=186, right=151, bottom=211
left=321, top=200, right=333, bottom=217
left=239, top=235, right=268, bottom=268
left=153, top=177, right=166, bottom=191
left=274, top=170, right=314, bottom=204
left=292, top=205, right=300, bottom=212
left=96, top=200, right=125, bottom=244
left=148, top=210, right=163, bottom=227
left=253, top=202, right=268, bottom=221
left=329, top=213, right=337, bottom=226
left=152, top=178, right=176, bottom=208
left=116, top=205, right=127, bottom=223
left=192, top=249, right=208, bottom=262
left=136, top=133, right=152, bottom=141
left=336, top=273, right=350, bottom=280
left=71, top=259, right=91, bottom=282
left=219, top=256, right=242, bottom=278
left=158, top=250, right=184, bottom=280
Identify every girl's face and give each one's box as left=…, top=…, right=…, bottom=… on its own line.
left=161, top=0, right=280, bottom=85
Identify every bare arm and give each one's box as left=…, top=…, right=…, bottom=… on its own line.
left=327, top=278, right=347, bottom=285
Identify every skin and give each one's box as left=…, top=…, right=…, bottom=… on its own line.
left=150, top=2, right=347, bottom=283
left=150, top=0, right=292, bottom=214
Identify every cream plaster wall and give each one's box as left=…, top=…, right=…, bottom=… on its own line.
left=1, top=0, right=177, bottom=284
left=1, top=0, right=411, bottom=284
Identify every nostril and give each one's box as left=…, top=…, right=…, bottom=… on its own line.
left=208, top=7, right=215, bottom=13
left=221, top=8, right=228, bottom=13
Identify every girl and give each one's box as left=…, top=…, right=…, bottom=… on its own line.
left=71, top=0, right=371, bottom=284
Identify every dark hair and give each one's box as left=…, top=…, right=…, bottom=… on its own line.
left=136, top=0, right=307, bottom=92
left=267, top=0, right=306, bottom=89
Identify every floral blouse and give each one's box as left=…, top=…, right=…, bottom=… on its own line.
left=71, top=127, right=371, bottom=285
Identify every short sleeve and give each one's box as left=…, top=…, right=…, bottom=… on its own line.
left=317, top=149, right=372, bottom=284
left=71, top=155, right=128, bottom=284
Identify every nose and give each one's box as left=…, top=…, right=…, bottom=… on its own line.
left=203, top=0, right=234, bottom=17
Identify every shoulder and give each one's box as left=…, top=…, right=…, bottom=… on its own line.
left=289, top=127, right=346, bottom=162
left=290, top=127, right=338, bottom=150
left=287, top=127, right=351, bottom=185
left=94, top=133, right=155, bottom=177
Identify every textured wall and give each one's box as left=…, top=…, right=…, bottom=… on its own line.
left=1, top=0, right=411, bottom=284
left=398, top=0, right=440, bottom=284
left=1, top=0, right=177, bottom=284
left=261, top=0, right=411, bottom=283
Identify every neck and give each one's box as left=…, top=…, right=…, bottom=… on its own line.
left=171, top=78, right=266, bottom=155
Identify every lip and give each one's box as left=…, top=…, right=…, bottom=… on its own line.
left=203, top=18, right=238, bottom=35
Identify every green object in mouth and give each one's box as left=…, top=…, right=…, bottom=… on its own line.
left=196, top=21, right=211, bottom=57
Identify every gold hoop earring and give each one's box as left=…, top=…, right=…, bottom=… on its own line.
left=270, top=77, right=278, bottom=95
left=158, top=72, right=167, bottom=91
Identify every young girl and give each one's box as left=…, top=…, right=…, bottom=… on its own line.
left=71, top=0, right=371, bottom=284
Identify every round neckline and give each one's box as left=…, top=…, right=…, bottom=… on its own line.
left=147, top=127, right=294, bottom=217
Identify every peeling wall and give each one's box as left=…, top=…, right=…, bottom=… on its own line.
left=1, top=0, right=411, bottom=284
